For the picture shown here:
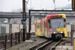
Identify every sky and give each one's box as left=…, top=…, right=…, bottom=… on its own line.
left=0, top=0, right=71, bottom=12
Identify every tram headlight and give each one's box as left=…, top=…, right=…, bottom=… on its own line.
left=60, top=31, right=63, bottom=33
left=53, top=32, right=56, bottom=34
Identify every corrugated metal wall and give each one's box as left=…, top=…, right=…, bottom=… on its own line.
left=12, top=24, right=19, bottom=33
left=20, top=24, right=23, bottom=30
left=0, top=24, right=20, bottom=35
left=0, top=24, right=73, bottom=36
left=27, top=24, right=35, bottom=33
left=6, top=24, right=9, bottom=33
left=0, top=24, right=35, bottom=35
left=1, top=24, right=6, bottom=35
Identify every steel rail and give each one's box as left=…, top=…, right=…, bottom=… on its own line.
left=36, top=39, right=61, bottom=50
left=48, top=40, right=61, bottom=50
left=36, top=40, right=53, bottom=50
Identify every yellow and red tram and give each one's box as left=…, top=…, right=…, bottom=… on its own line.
left=35, top=14, right=67, bottom=39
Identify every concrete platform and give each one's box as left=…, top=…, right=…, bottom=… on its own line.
left=62, top=38, right=71, bottom=43
left=6, top=37, right=47, bottom=50
left=55, top=46, right=73, bottom=50
left=55, top=38, right=73, bottom=50
left=56, top=42, right=73, bottom=50
left=65, top=43, right=71, bottom=46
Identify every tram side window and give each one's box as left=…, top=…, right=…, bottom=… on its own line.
left=41, top=22, right=43, bottom=31
left=48, top=19, right=51, bottom=28
left=40, top=23, right=42, bottom=31
left=45, top=20, right=47, bottom=28
left=37, top=23, right=40, bottom=29
left=44, top=22, right=45, bottom=28
left=35, top=24, right=36, bottom=31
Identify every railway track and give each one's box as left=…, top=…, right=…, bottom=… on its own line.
left=36, top=39, right=61, bottom=50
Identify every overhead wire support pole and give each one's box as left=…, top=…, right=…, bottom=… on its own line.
left=53, top=0, right=56, bottom=10
left=22, top=0, right=27, bottom=41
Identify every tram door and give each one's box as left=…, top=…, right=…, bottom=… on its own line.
left=41, top=20, right=44, bottom=36
left=44, top=18, right=48, bottom=37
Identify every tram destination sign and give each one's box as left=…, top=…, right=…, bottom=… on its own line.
left=52, top=15, right=62, bottom=18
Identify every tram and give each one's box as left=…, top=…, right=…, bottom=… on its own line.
left=35, top=14, right=67, bottom=39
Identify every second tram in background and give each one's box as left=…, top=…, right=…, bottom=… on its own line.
left=35, top=14, right=67, bottom=39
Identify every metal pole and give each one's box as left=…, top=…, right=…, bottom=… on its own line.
left=29, top=10, right=31, bottom=33
left=22, top=0, right=27, bottom=41
left=71, top=30, right=73, bottom=46
left=53, top=0, right=56, bottom=10
left=18, top=32, right=20, bottom=43
left=15, top=33, right=17, bottom=45
left=9, top=24, right=12, bottom=33
left=10, top=34, right=12, bottom=47
left=5, top=35, right=7, bottom=49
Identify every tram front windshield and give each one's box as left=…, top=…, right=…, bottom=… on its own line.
left=48, top=18, right=65, bottom=28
